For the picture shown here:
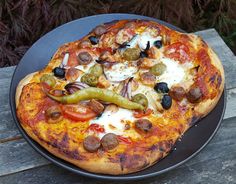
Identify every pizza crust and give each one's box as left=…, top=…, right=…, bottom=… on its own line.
left=15, top=72, right=37, bottom=108
left=193, top=41, right=225, bottom=118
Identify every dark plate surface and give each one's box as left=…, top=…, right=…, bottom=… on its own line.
left=9, top=13, right=226, bottom=181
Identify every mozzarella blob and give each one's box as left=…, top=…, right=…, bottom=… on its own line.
left=127, top=32, right=162, bottom=50
left=157, top=58, right=185, bottom=88
left=104, top=62, right=138, bottom=82
left=89, top=108, right=135, bottom=138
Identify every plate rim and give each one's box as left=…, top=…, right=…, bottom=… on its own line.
left=9, top=13, right=226, bottom=181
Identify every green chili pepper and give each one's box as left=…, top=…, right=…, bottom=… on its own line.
left=46, top=87, right=144, bottom=110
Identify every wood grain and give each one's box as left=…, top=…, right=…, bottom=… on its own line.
left=0, top=29, right=235, bottom=183
left=0, top=117, right=235, bottom=184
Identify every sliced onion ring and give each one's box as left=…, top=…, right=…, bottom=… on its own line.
left=64, top=82, right=89, bottom=94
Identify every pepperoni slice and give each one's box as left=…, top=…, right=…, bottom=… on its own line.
left=164, top=42, right=191, bottom=63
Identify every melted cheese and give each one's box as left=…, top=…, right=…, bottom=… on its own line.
left=138, top=32, right=162, bottom=50
left=127, top=32, right=162, bottom=50
left=104, top=62, right=137, bottom=82
left=90, top=108, right=135, bottom=138
left=157, top=58, right=185, bottom=88
left=75, top=61, right=96, bottom=73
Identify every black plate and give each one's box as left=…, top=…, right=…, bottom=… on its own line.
left=9, top=13, right=226, bottom=181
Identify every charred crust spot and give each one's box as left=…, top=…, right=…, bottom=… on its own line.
left=217, top=75, right=222, bottom=87
left=147, top=144, right=159, bottom=152
left=119, top=153, right=127, bottom=171
left=209, top=75, right=216, bottom=83
left=34, top=132, right=86, bottom=160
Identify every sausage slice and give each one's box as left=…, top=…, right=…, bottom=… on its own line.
left=101, top=133, right=119, bottom=150
left=135, top=119, right=153, bottom=132
left=77, top=52, right=92, bottom=65
left=186, top=86, right=202, bottom=103
left=83, top=135, right=101, bottom=152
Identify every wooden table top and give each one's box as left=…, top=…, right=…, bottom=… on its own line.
left=0, top=29, right=235, bottom=184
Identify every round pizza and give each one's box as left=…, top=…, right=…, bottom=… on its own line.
left=16, top=19, right=224, bottom=175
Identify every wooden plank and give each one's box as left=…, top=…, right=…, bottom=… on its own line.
left=0, top=117, right=235, bottom=184
left=0, top=66, right=15, bottom=79
left=0, top=139, right=50, bottom=176
left=224, top=88, right=236, bottom=119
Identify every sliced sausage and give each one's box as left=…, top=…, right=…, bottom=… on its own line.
left=83, top=135, right=101, bottom=152
left=169, top=86, right=185, bottom=101
left=77, top=52, right=92, bottom=65
left=101, top=133, right=119, bottom=150
left=186, top=86, right=202, bottom=103
left=94, top=25, right=107, bottom=36
left=135, top=119, right=152, bottom=132
left=65, top=68, right=81, bottom=81
left=88, top=99, right=104, bottom=114
left=140, top=72, right=156, bottom=86
left=78, top=40, right=91, bottom=48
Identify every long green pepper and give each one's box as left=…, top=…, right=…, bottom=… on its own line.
left=47, top=87, right=144, bottom=110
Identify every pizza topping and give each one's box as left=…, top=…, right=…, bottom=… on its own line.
left=104, top=62, right=137, bottom=82
left=131, top=93, right=148, bottom=109
left=49, top=89, right=65, bottom=97
left=60, top=53, right=69, bottom=67
left=83, top=135, right=101, bottom=152
left=99, top=51, right=116, bottom=63
left=135, top=119, right=152, bottom=132
left=122, top=48, right=140, bottom=61
left=65, top=82, right=89, bottom=94
left=133, top=108, right=153, bottom=118
left=62, top=104, right=97, bottom=121
left=88, top=124, right=105, bottom=133
left=78, top=40, right=91, bottom=48
left=157, top=58, right=185, bottom=88
left=138, top=32, right=161, bottom=50
left=65, top=68, right=81, bottom=81
left=93, top=25, right=107, bottom=36
left=53, top=67, right=65, bottom=78
left=97, top=75, right=111, bottom=88
left=154, top=82, right=169, bottom=93
left=186, top=86, right=202, bottom=103
left=140, top=72, right=156, bottom=86
left=89, top=64, right=103, bottom=77
left=81, top=73, right=98, bottom=87
left=115, top=28, right=135, bottom=45
left=161, top=94, right=172, bottom=109
left=40, top=74, right=56, bottom=88
left=117, top=135, right=132, bottom=144
left=88, top=36, right=99, bottom=45
left=47, top=87, right=144, bottom=110
left=139, top=51, right=148, bottom=58
left=164, top=42, right=191, bottom=63
left=150, top=63, right=167, bottom=76
left=154, top=40, right=162, bottom=48
left=137, top=58, right=156, bottom=69
left=90, top=107, right=135, bottom=137
left=77, top=52, right=92, bottom=65
left=169, top=86, right=185, bottom=101
left=162, top=34, right=171, bottom=45
left=88, top=99, right=104, bottom=115
left=45, top=105, right=62, bottom=123
left=101, top=133, right=119, bottom=150
left=119, top=77, right=133, bottom=99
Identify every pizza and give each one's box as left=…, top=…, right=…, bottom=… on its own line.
left=16, top=19, right=224, bottom=175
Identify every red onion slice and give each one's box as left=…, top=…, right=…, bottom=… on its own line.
left=64, top=82, right=89, bottom=94
left=120, top=77, right=133, bottom=100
